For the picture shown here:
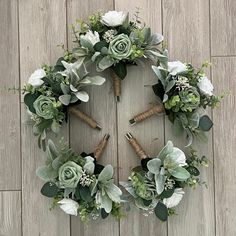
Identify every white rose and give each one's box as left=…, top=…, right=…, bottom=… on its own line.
left=101, top=11, right=126, bottom=27
left=58, top=198, right=79, bottom=216
left=197, top=76, right=214, bottom=96
left=81, top=30, right=100, bottom=45
left=28, top=69, right=46, bottom=88
left=168, top=61, right=187, bottom=75
left=163, top=188, right=185, bottom=208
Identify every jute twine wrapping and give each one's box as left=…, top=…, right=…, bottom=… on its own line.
left=132, top=104, right=165, bottom=123
left=112, top=72, right=121, bottom=99
left=126, top=133, right=148, bottom=159
left=69, top=107, right=100, bottom=129
left=94, top=134, right=110, bottom=160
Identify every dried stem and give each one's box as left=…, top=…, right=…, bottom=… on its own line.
left=125, top=132, right=148, bottom=159
left=69, top=106, right=101, bottom=130
left=94, top=134, right=110, bottom=160
left=129, top=104, right=165, bottom=125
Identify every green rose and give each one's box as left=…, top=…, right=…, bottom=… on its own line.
left=108, top=34, right=132, bottom=60
left=33, top=95, right=55, bottom=119
left=58, top=161, right=83, bottom=188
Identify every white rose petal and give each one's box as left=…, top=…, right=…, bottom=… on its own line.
left=81, top=30, right=100, bottom=45
left=163, top=188, right=185, bottom=208
left=101, top=11, right=126, bottom=27
left=197, top=76, right=214, bottom=96
left=58, top=198, right=79, bottom=216
left=168, top=61, right=187, bottom=75
left=28, top=69, right=46, bottom=88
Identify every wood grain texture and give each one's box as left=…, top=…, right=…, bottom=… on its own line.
left=0, top=191, right=21, bottom=236
left=212, top=57, right=236, bottom=236
left=163, top=1, right=215, bottom=235
left=20, top=1, right=70, bottom=235
left=0, top=0, right=21, bottom=190
left=115, top=1, right=167, bottom=235
left=66, top=1, right=120, bottom=235
left=211, top=0, right=236, bottom=56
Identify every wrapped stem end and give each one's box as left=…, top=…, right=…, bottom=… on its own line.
left=129, top=104, right=165, bottom=125
left=125, top=132, right=148, bottom=160
left=69, top=107, right=102, bottom=130
left=112, top=72, right=121, bottom=102
left=94, top=134, right=110, bottom=160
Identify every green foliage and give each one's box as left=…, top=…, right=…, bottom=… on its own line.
left=41, top=182, right=59, bottom=198
left=154, top=202, right=168, bottom=221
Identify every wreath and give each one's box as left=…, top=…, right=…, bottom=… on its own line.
left=23, top=10, right=223, bottom=224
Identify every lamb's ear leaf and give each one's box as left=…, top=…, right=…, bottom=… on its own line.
left=41, top=182, right=59, bottom=198
left=154, top=202, right=168, bottom=221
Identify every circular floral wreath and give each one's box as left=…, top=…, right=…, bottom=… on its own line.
left=24, top=10, right=223, bottom=224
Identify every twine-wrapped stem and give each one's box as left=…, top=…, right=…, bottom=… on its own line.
left=94, top=134, right=110, bottom=160
left=129, top=104, right=165, bottom=125
left=111, top=71, right=121, bottom=102
left=125, top=132, right=148, bottom=159
left=69, top=106, right=101, bottom=130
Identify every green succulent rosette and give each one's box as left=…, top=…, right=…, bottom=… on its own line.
left=23, top=52, right=105, bottom=149
left=37, top=139, right=123, bottom=223
left=151, top=50, right=223, bottom=146
left=120, top=141, right=209, bottom=221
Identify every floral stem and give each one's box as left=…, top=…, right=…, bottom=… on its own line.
left=112, top=71, right=121, bottom=102
left=69, top=106, right=101, bottom=130
left=125, top=132, right=148, bottom=159
left=94, top=134, right=110, bottom=159
left=129, top=104, right=165, bottom=125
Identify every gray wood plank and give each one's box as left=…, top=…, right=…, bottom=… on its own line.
left=163, top=1, right=215, bottom=236
left=0, top=0, right=21, bottom=190
left=211, top=0, right=236, bottom=56
left=212, top=57, right=236, bottom=236
left=115, top=1, right=167, bottom=235
left=20, top=1, right=70, bottom=235
left=66, top=1, right=120, bottom=235
left=0, top=191, right=21, bottom=236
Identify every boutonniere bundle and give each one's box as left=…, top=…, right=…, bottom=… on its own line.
left=72, top=10, right=164, bottom=101
left=24, top=55, right=105, bottom=149
left=130, top=51, right=223, bottom=146
left=120, top=133, right=208, bottom=221
left=37, top=134, right=123, bottom=223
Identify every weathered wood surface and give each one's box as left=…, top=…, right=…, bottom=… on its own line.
left=0, top=0, right=235, bottom=235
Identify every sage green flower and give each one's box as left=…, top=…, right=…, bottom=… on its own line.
left=33, top=95, right=56, bottom=119
left=108, top=34, right=132, bottom=60
left=58, top=161, right=83, bottom=188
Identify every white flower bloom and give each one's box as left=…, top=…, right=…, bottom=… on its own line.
left=81, top=30, right=100, bottom=45
left=28, top=69, right=46, bottom=88
left=168, top=61, right=187, bottom=76
left=58, top=198, right=79, bottom=216
left=197, top=76, right=214, bottom=96
left=101, top=11, right=126, bottom=27
left=163, top=188, right=185, bottom=208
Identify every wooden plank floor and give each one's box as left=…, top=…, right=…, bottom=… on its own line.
left=0, top=0, right=235, bottom=235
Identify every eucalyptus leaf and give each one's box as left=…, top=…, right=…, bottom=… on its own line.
left=41, top=182, right=59, bottom=198
left=199, top=115, right=213, bottom=131
left=154, top=202, right=168, bottom=221
left=101, top=208, right=109, bottom=219
left=79, top=186, right=93, bottom=202
left=24, top=93, right=39, bottom=113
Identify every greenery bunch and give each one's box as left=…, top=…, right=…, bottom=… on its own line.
left=152, top=51, right=223, bottom=146
left=23, top=53, right=105, bottom=149
left=120, top=141, right=209, bottom=221
left=71, top=10, right=164, bottom=79
left=37, top=139, right=123, bottom=223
